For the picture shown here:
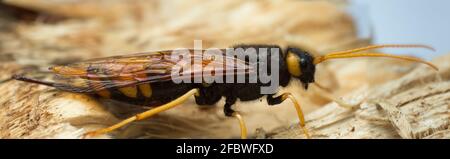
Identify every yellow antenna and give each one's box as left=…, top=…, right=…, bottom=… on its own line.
left=325, top=44, right=435, bottom=56
left=313, top=44, right=438, bottom=71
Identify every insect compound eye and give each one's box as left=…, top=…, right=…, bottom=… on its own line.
left=298, top=52, right=311, bottom=70
left=300, top=57, right=307, bottom=67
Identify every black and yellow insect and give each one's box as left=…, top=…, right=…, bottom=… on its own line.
left=13, top=44, right=438, bottom=139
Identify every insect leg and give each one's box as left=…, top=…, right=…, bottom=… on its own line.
left=312, top=83, right=360, bottom=109
left=224, top=98, right=248, bottom=139
left=82, top=88, right=200, bottom=138
left=267, top=93, right=311, bottom=138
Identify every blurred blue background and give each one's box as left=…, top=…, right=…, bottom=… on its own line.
left=349, top=0, right=450, bottom=59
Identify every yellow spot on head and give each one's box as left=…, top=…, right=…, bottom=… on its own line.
left=138, top=84, right=152, bottom=98
left=286, top=52, right=302, bottom=77
left=119, top=86, right=138, bottom=98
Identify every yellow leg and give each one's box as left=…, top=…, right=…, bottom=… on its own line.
left=232, top=112, right=248, bottom=139
left=313, top=83, right=357, bottom=109
left=281, top=93, right=311, bottom=139
left=83, top=89, right=200, bottom=138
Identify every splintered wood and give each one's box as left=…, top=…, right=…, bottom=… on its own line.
left=0, top=0, right=448, bottom=139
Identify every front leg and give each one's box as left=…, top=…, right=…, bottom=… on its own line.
left=267, top=93, right=311, bottom=138
left=224, top=97, right=248, bottom=139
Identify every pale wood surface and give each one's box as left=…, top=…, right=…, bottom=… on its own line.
left=2, top=0, right=446, bottom=139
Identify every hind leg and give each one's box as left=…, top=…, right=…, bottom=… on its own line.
left=83, top=89, right=200, bottom=138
